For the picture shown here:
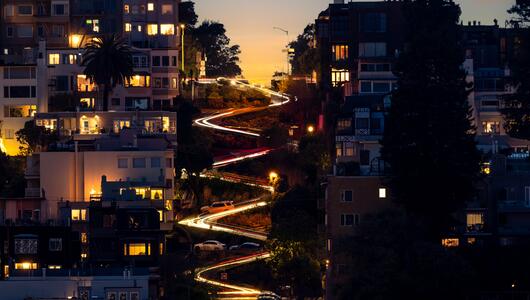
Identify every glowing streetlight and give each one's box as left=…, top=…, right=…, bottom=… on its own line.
left=269, top=171, right=279, bottom=182
left=307, top=125, right=315, bottom=134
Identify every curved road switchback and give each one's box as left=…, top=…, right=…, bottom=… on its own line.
left=180, top=78, right=292, bottom=298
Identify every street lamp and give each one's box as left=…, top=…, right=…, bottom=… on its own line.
left=307, top=125, right=315, bottom=134
left=180, top=24, right=186, bottom=72
left=273, top=26, right=290, bottom=75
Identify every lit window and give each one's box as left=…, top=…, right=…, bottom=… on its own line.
left=441, top=238, right=459, bottom=248
left=68, top=54, right=77, bottom=64
left=126, top=75, right=150, bottom=87
left=77, top=74, right=96, bottom=92
left=151, top=189, right=163, bottom=200
left=124, top=243, right=151, bottom=256
left=379, top=188, right=387, bottom=199
left=125, top=23, right=132, bottom=32
left=81, top=253, right=88, bottom=259
left=137, top=25, right=142, bottom=32
left=147, top=3, right=154, bottom=11
left=158, top=210, right=163, bottom=222
left=332, top=45, right=348, bottom=61
left=81, top=232, right=88, bottom=244
left=86, top=19, right=99, bottom=32
left=482, top=121, right=500, bottom=134
left=72, top=209, right=87, bottom=221
left=48, top=265, right=62, bottom=269
left=134, top=188, right=147, bottom=199
left=160, top=242, right=164, bottom=255
left=160, top=24, right=174, bottom=35
left=331, top=69, right=349, bottom=87
left=48, top=53, right=60, bottom=65
left=466, top=212, right=484, bottom=232
left=147, top=24, right=158, bottom=35
left=161, top=4, right=173, bottom=15
left=15, top=262, right=37, bottom=270
left=124, top=4, right=130, bottom=14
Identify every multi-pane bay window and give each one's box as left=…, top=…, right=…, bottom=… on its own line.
left=126, top=75, right=150, bottom=87
left=331, top=69, right=350, bottom=86
left=332, top=45, right=348, bottom=61
left=358, top=42, right=386, bottom=57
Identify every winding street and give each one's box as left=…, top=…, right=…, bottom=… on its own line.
left=178, top=79, right=292, bottom=298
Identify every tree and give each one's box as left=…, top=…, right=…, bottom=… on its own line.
left=193, top=21, right=242, bottom=77
left=289, top=24, right=319, bottom=76
left=268, top=187, right=322, bottom=299
left=174, top=99, right=201, bottom=144
left=176, top=128, right=214, bottom=209
left=502, top=2, right=530, bottom=139
left=179, top=1, right=198, bottom=27
left=82, top=34, right=134, bottom=111
left=297, top=133, right=331, bottom=185
left=0, top=152, right=25, bottom=198
left=333, top=210, right=477, bottom=300
left=381, top=0, right=480, bottom=234
left=16, top=120, right=58, bottom=155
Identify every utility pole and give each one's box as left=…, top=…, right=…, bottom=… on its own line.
left=273, top=27, right=290, bottom=75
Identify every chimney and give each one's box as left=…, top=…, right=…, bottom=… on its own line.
left=494, top=19, right=498, bottom=26
left=473, top=21, right=477, bottom=26
left=333, top=0, right=345, bottom=3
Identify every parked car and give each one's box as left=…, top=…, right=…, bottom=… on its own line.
left=194, top=240, right=226, bottom=252
left=200, top=201, right=235, bottom=214
left=257, top=292, right=281, bottom=300
left=229, top=242, right=262, bottom=254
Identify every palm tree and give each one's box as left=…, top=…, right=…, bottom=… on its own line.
left=81, top=34, right=134, bottom=111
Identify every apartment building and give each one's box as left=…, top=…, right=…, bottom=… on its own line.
left=0, top=268, right=155, bottom=300
left=0, top=65, right=41, bottom=155
left=315, top=0, right=405, bottom=92
left=25, top=128, right=176, bottom=220
left=0, top=225, right=80, bottom=278
left=0, top=0, right=182, bottom=155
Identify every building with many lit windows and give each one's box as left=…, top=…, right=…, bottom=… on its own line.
left=0, top=0, right=182, bottom=155
left=315, top=0, right=405, bottom=92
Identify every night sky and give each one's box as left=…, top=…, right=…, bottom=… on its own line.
left=195, top=0, right=515, bottom=84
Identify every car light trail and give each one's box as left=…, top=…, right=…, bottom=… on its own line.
left=178, top=198, right=269, bottom=241
left=194, top=77, right=292, bottom=138
left=213, top=149, right=272, bottom=168
left=195, top=252, right=271, bottom=296
left=195, top=110, right=261, bottom=137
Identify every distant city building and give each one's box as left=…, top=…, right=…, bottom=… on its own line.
left=0, top=0, right=182, bottom=155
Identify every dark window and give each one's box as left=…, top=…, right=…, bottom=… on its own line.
left=342, top=190, right=353, bottom=202
left=152, top=56, right=160, bottom=66
left=331, top=16, right=348, bottom=37
left=9, top=86, right=33, bottom=98
left=171, top=56, right=177, bottom=66
left=162, top=56, right=169, bottom=66
left=6, top=26, right=14, bottom=38
left=56, top=76, right=69, bottom=91
left=360, top=13, right=387, bottom=32
left=111, top=98, right=120, bottom=106
left=360, top=150, right=370, bottom=166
